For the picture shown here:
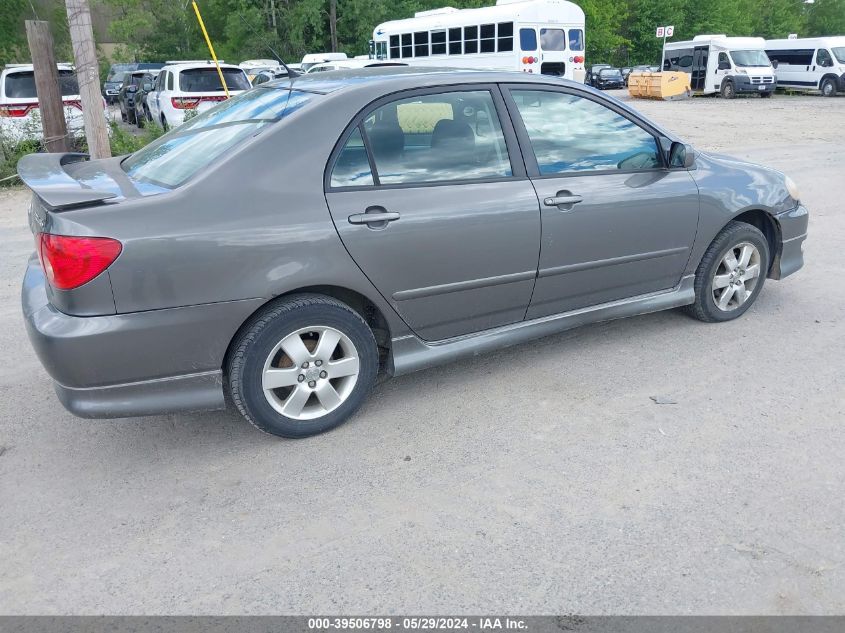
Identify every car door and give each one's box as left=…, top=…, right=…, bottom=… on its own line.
left=325, top=86, right=541, bottom=341
left=148, top=71, right=163, bottom=121
left=502, top=85, right=700, bottom=319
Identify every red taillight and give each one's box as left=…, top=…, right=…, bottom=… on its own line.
left=0, top=102, right=38, bottom=117
left=171, top=97, right=200, bottom=109
left=37, top=234, right=122, bottom=290
left=574, top=55, right=584, bottom=63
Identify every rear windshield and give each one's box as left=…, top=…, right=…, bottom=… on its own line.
left=4, top=70, right=79, bottom=98
left=179, top=68, right=251, bottom=92
left=121, top=88, right=316, bottom=188
left=600, top=69, right=622, bottom=78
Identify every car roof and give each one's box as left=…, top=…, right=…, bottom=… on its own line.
left=162, top=62, right=243, bottom=72
left=267, top=66, right=583, bottom=95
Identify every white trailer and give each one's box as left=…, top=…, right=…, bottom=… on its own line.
left=765, top=36, right=845, bottom=97
left=663, top=35, right=776, bottom=98
left=370, top=0, right=586, bottom=82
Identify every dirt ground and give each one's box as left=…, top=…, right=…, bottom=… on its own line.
left=1, top=92, right=844, bottom=615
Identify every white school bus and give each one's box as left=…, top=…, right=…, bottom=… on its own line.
left=370, top=0, right=586, bottom=82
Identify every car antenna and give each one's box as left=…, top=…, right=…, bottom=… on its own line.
left=236, top=10, right=299, bottom=78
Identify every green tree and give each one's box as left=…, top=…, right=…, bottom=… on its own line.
left=805, top=0, right=845, bottom=36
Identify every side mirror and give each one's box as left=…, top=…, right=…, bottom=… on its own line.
left=669, top=142, right=695, bottom=169
left=718, top=61, right=731, bottom=70
left=771, top=60, right=778, bottom=69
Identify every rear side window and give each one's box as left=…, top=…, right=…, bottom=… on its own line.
left=569, top=29, right=584, bottom=51
left=510, top=89, right=661, bottom=174
left=331, top=127, right=374, bottom=187
left=520, top=28, right=537, bottom=52
left=540, top=28, right=567, bottom=51
left=179, top=68, right=250, bottom=92
left=122, top=89, right=317, bottom=188
left=330, top=90, right=512, bottom=187
left=4, top=70, right=78, bottom=98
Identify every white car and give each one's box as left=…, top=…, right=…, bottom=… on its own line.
left=305, top=59, right=407, bottom=73
left=146, top=62, right=251, bottom=129
left=0, top=63, right=89, bottom=143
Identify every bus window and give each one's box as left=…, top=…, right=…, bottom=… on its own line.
left=520, top=28, right=537, bottom=52
left=449, top=28, right=462, bottom=54
left=540, top=28, right=566, bottom=51
left=569, top=29, right=583, bottom=51
left=414, top=31, right=429, bottom=57
left=401, top=33, right=412, bottom=58
left=432, top=30, right=447, bottom=55
left=464, top=26, right=479, bottom=54
left=480, top=24, right=496, bottom=53
left=498, top=23, right=514, bottom=52
left=390, top=35, right=400, bottom=59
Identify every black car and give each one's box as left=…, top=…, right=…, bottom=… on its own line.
left=132, top=71, right=160, bottom=127
left=626, top=65, right=653, bottom=85
left=585, top=64, right=612, bottom=86
left=595, top=67, right=625, bottom=90
left=117, top=71, right=147, bottom=125
left=103, top=62, right=163, bottom=105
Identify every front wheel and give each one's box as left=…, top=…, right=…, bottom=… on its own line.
left=227, top=294, right=379, bottom=438
left=821, top=78, right=837, bottom=97
left=720, top=80, right=736, bottom=99
left=685, top=221, right=770, bottom=323
left=760, top=91, right=773, bottom=98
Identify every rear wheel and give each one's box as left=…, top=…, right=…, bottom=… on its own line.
left=720, top=80, right=736, bottom=99
left=821, top=78, right=837, bottom=97
left=227, top=294, right=379, bottom=438
left=686, top=221, right=769, bottom=323
left=136, top=109, right=144, bottom=128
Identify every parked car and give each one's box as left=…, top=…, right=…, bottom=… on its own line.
left=103, top=62, right=163, bottom=104
left=620, top=66, right=632, bottom=82
left=251, top=68, right=289, bottom=86
left=117, top=70, right=146, bottom=125
left=625, top=65, right=653, bottom=86
left=132, top=70, right=160, bottom=127
left=585, top=63, right=611, bottom=86
left=300, top=52, right=348, bottom=72
left=18, top=68, right=808, bottom=439
left=146, top=61, right=250, bottom=129
left=0, top=63, right=88, bottom=142
left=594, top=67, right=625, bottom=89
left=765, top=36, right=845, bottom=97
left=305, top=60, right=408, bottom=73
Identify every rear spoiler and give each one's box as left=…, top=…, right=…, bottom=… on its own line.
left=16, top=152, right=117, bottom=209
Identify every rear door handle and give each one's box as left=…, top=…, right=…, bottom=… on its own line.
left=543, top=194, right=583, bottom=209
left=348, top=211, right=400, bottom=225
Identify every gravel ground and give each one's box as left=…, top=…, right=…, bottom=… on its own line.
left=1, top=93, right=843, bottom=615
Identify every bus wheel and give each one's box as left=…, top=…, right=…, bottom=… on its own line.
left=821, top=78, right=837, bottom=97
left=720, top=80, right=736, bottom=99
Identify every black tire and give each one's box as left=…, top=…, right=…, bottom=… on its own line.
left=760, top=91, right=773, bottom=98
left=161, top=115, right=168, bottom=131
left=136, top=110, right=144, bottom=128
left=821, top=78, right=837, bottom=97
left=127, top=108, right=137, bottom=125
left=120, top=108, right=127, bottom=122
left=685, top=221, right=770, bottom=323
left=720, top=80, right=736, bottom=99
left=227, top=294, right=379, bottom=438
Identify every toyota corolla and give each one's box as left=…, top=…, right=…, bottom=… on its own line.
left=19, top=68, right=808, bottom=438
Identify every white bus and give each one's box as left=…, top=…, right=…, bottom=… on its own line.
left=663, top=35, right=776, bottom=98
left=764, top=37, right=845, bottom=97
left=369, top=0, right=586, bottom=82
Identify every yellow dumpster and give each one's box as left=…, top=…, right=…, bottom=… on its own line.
left=628, top=71, right=691, bottom=100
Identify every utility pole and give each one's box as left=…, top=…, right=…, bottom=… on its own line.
left=65, top=0, right=111, bottom=159
left=25, top=21, right=69, bottom=153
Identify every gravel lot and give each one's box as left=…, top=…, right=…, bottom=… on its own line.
left=1, top=93, right=843, bottom=615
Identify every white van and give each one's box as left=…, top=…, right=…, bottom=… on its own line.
left=663, top=35, right=776, bottom=98
left=765, top=37, right=845, bottom=97
left=300, top=53, right=348, bottom=72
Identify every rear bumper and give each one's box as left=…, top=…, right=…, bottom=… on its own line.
left=22, top=256, right=263, bottom=419
left=770, top=205, right=808, bottom=280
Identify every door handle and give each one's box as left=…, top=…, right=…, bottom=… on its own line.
left=543, top=193, right=583, bottom=209
left=348, top=210, right=400, bottom=225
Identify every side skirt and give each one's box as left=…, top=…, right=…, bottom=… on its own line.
left=389, top=275, right=696, bottom=377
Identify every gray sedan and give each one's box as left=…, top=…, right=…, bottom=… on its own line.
left=19, top=68, right=808, bottom=438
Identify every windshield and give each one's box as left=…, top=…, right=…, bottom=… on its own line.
left=179, top=68, right=251, bottom=92
left=730, top=49, right=771, bottom=67
left=833, top=47, right=845, bottom=64
left=4, top=70, right=79, bottom=98
left=122, top=88, right=316, bottom=188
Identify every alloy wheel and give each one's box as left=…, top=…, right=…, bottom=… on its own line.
left=711, top=242, right=762, bottom=312
left=261, top=326, right=360, bottom=420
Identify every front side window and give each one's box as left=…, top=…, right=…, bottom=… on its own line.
left=122, top=89, right=317, bottom=188
left=540, top=28, right=567, bottom=51
left=520, top=28, right=537, bottom=51
left=510, top=90, right=661, bottom=174
left=353, top=90, right=512, bottom=186
left=816, top=49, right=832, bottom=67
left=718, top=52, right=730, bottom=68
left=569, top=29, right=584, bottom=51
